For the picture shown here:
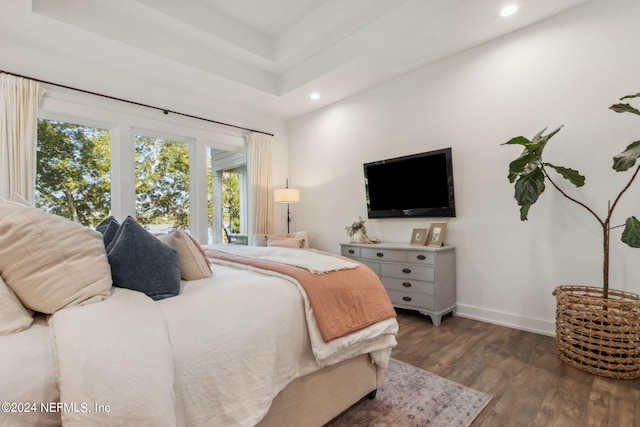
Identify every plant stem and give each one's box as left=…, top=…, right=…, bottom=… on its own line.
left=542, top=163, right=640, bottom=298
left=541, top=167, right=605, bottom=227
left=603, top=202, right=610, bottom=299
left=608, top=163, right=640, bottom=216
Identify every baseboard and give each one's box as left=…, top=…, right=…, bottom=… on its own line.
left=455, top=303, right=555, bottom=337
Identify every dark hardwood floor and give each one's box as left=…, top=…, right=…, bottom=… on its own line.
left=391, top=310, right=640, bottom=427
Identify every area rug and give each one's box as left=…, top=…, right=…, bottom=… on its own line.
left=325, top=358, right=491, bottom=427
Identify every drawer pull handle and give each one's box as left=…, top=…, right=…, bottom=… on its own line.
left=402, top=268, right=411, bottom=274
left=376, top=252, right=384, bottom=257
left=402, top=282, right=412, bottom=288
left=417, top=255, right=426, bottom=260
left=348, top=249, right=355, bottom=254
left=402, top=296, right=412, bottom=302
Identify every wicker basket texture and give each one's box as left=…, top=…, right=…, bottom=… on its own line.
left=553, top=285, right=640, bottom=379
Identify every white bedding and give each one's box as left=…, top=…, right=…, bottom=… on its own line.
left=208, top=244, right=359, bottom=274
left=206, top=246, right=398, bottom=367
left=0, top=261, right=397, bottom=426
left=0, top=315, right=59, bottom=427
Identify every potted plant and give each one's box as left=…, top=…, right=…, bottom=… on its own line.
left=345, top=216, right=376, bottom=243
left=502, top=92, right=640, bottom=379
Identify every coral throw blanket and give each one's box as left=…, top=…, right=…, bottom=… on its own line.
left=205, top=248, right=396, bottom=341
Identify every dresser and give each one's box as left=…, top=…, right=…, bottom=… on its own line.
left=340, top=242, right=456, bottom=326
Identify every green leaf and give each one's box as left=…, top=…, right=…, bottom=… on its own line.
left=519, top=204, right=530, bottom=222
left=531, top=125, right=563, bottom=144
left=501, top=126, right=563, bottom=151
left=610, top=103, right=640, bottom=116
left=612, top=140, right=640, bottom=172
left=514, top=168, right=545, bottom=220
left=621, top=216, right=640, bottom=248
left=544, top=163, right=586, bottom=187
left=531, top=126, right=563, bottom=153
left=509, top=152, right=541, bottom=179
left=530, top=128, right=546, bottom=143
left=502, top=136, right=532, bottom=147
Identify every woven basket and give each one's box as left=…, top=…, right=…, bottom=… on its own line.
left=553, top=285, right=640, bottom=379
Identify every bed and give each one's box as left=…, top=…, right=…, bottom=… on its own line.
left=0, top=198, right=398, bottom=426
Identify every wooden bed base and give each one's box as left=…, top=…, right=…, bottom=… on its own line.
left=257, top=353, right=385, bottom=426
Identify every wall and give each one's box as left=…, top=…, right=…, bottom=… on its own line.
left=286, top=0, right=640, bottom=335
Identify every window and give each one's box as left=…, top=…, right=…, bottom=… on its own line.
left=134, top=135, right=190, bottom=233
left=37, top=90, right=249, bottom=241
left=36, top=119, right=111, bottom=226
left=208, top=148, right=247, bottom=244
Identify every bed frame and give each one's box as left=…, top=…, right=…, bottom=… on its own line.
left=257, top=353, right=385, bottom=426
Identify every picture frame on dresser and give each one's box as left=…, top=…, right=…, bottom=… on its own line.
left=426, top=222, right=447, bottom=247
left=410, top=228, right=428, bottom=245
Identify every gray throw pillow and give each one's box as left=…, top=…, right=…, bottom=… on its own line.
left=106, top=216, right=180, bottom=300
left=102, top=220, right=120, bottom=247
left=96, top=216, right=117, bottom=234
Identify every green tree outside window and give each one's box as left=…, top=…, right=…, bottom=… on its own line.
left=36, top=119, right=111, bottom=226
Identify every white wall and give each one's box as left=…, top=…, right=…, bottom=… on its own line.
left=286, top=0, right=640, bottom=335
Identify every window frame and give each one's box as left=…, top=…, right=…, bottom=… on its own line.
left=208, top=148, right=248, bottom=244
left=37, top=86, right=247, bottom=243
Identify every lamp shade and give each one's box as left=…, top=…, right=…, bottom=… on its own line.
left=274, top=188, right=300, bottom=204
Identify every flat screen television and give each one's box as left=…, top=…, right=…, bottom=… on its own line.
left=363, top=147, right=456, bottom=218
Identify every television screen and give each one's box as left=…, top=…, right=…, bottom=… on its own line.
left=363, top=148, right=456, bottom=218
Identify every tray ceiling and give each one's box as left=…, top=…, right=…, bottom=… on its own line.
left=2, top=0, right=590, bottom=120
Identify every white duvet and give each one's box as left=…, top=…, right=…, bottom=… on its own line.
left=4, top=261, right=397, bottom=426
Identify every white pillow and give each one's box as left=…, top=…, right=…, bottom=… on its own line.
left=254, top=231, right=310, bottom=248
left=0, top=274, right=33, bottom=335
left=252, top=234, right=268, bottom=247
left=290, top=231, right=310, bottom=248
left=0, top=200, right=112, bottom=314
left=158, top=231, right=212, bottom=280
left=267, top=237, right=305, bottom=248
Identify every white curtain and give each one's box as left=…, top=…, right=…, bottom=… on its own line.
left=246, top=131, right=274, bottom=237
left=0, top=74, right=44, bottom=203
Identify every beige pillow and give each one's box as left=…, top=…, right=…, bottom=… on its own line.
left=267, top=237, right=305, bottom=248
left=290, top=231, right=310, bottom=248
left=0, top=200, right=112, bottom=314
left=254, top=231, right=311, bottom=248
left=158, top=231, right=212, bottom=280
left=0, top=274, right=33, bottom=335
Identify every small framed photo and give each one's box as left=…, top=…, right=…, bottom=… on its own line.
left=426, top=222, right=447, bottom=247
left=410, top=228, right=428, bottom=245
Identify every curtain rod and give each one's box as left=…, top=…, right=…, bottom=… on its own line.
left=0, top=70, right=274, bottom=137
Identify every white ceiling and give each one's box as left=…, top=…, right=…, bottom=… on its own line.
left=1, top=0, right=591, bottom=121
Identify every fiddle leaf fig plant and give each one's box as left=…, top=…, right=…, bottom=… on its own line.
left=502, top=92, right=640, bottom=298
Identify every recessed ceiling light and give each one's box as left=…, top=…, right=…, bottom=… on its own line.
left=500, top=5, right=518, bottom=17
left=310, top=92, right=320, bottom=100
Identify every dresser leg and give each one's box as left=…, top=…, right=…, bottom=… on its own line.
left=430, top=314, right=442, bottom=326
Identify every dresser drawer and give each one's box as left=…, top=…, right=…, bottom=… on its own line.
left=407, top=251, right=436, bottom=265
left=381, top=264, right=434, bottom=282
left=341, top=246, right=360, bottom=257
left=386, top=289, right=435, bottom=311
left=360, top=248, right=407, bottom=262
left=382, top=277, right=435, bottom=295
left=360, top=260, right=380, bottom=275
left=338, top=242, right=456, bottom=327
